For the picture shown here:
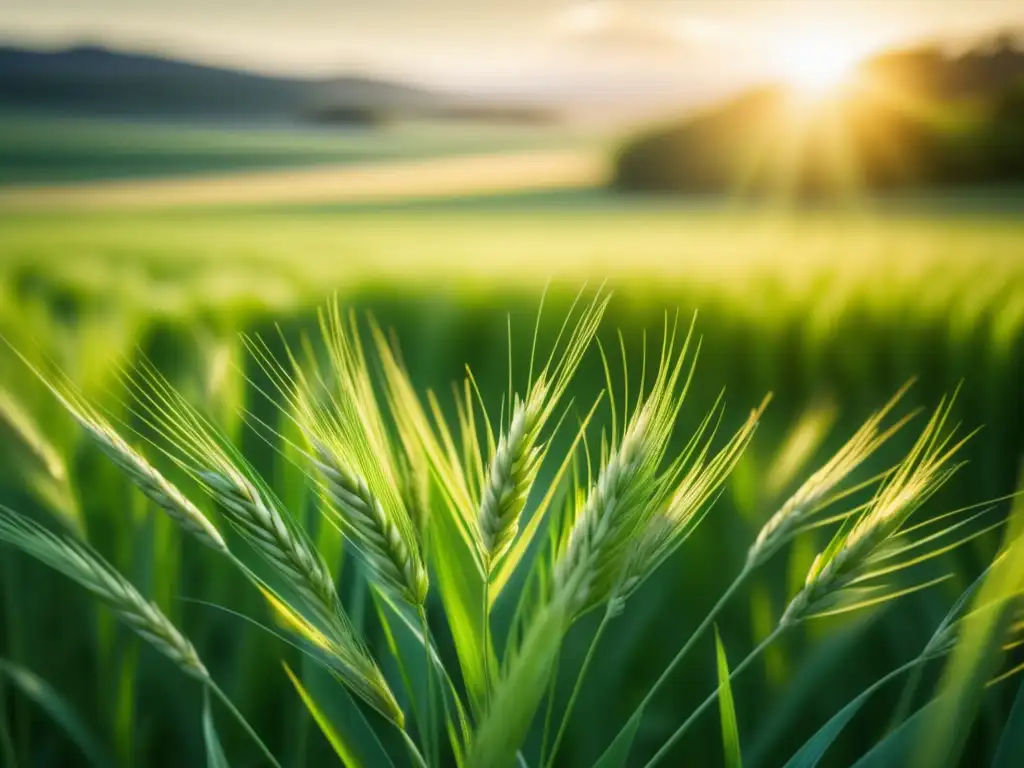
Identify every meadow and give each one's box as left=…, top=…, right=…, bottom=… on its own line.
left=0, top=115, right=591, bottom=184
left=1, top=120, right=1024, bottom=768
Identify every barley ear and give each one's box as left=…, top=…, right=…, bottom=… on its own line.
left=0, top=387, right=80, bottom=533
left=748, top=382, right=915, bottom=568
left=123, top=360, right=403, bottom=724
left=555, top=313, right=698, bottom=620
left=0, top=507, right=207, bottom=680
left=781, top=393, right=976, bottom=626
left=477, top=384, right=546, bottom=567
left=9, top=356, right=227, bottom=553
left=477, top=288, right=609, bottom=571
left=311, top=439, right=429, bottom=606
left=288, top=305, right=429, bottom=607
left=0, top=387, right=67, bottom=486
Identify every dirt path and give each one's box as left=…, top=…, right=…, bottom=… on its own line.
left=0, top=149, right=606, bottom=211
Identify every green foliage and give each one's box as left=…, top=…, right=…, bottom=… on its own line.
left=1, top=204, right=1023, bottom=768
left=203, top=689, right=233, bottom=768
left=993, top=678, right=1024, bottom=768
left=714, top=626, right=743, bottom=768
left=0, top=660, right=111, bottom=767
left=915, top=484, right=1024, bottom=767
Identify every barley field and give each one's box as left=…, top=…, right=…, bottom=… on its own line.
left=1, top=147, right=1024, bottom=768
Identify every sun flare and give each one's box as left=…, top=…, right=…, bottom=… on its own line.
left=778, top=36, right=864, bottom=95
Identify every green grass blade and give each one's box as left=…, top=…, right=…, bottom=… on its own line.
left=782, top=692, right=869, bottom=768
left=592, top=711, right=642, bottom=768
left=992, top=678, right=1024, bottom=768
left=0, top=659, right=112, bottom=768
left=467, top=596, right=568, bottom=768
left=203, top=687, right=232, bottom=768
left=282, top=662, right=395, bottom=768
left=371, top=595, right=431, bottom=760
left=715, top=626, right=743, bottom=768
left=781, top=659, right=917, bottom=768
left=915, top=486, right=1024, bottom=768
left=852, top=695, right=943, bottom=767
left=428, top=500, right=494, bottom=712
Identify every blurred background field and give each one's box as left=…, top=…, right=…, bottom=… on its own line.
left=2, top=2, right=1024, bottom=767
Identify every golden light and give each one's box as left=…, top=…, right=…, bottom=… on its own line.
left=776, top=35, right=865, bottom=96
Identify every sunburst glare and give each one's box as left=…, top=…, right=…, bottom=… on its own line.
left=776, top=33, right=870, bottom=96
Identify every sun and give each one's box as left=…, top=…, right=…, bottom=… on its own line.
left=778, top=36, right=864, bottom=95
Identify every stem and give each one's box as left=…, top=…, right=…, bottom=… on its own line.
left=371, top=596, right=428, bottom=756
left=483, top=579, right=492, bottom=704
left=384, top=592, right=470, bottom=758
left=544, top=609, right=613, bottom=767
left=643, top=624, right=785, bottom=768
left=598, top=564, right=752, bottom=762
left=538, top=642, right=563, bottom=767
left=209, top=680, right=282, bottom=768
left=418, top=606, right=437, bottom=768
left=888, top=657, right=927, bottom=732
left=401, top=728, right=430, bottom=768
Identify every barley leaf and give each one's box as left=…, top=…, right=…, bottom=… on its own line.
left=283, top=662, right=394, bottom=768
left=781, top=675, right=884, bottom=768
left=851, top=695, right=942, bottom=767
left=592, top=711, right=642, bottom=768
left=993, top=677, right=1024, bottom=768
left=715, top=626, right=743, bottom=768
left=915, top=485, right=1024, bottom=768
left=467, top=596, right=568, bottom=768
left=202, top=688, right=232, bottom=768
left=0, top=659, right=111, bottom=768
left=429, top=499, right=494, bottom=713
left=371, top=594, right=435, bottom=760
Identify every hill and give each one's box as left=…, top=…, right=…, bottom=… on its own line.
left=0, top=45, right=440, bottom=120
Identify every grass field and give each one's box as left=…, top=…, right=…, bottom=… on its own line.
left=1, top=124, right=1024, bottom=767
left=0, top=115, right=596, bottom=185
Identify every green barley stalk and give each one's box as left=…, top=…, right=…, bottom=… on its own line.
left=554, top=314, right=701, bottom=621
left=0, top=507, right=206, bottom=678
left=246, top=314, right=475, bottom=763
left=123, top=358, right=404, bottom=726
left=312, top=305, right=428, bottom=607
left=244, top=310, right=429, bottom=610
left=369, top=290, right=608, bottom=594
left=780, top=391, right=974, bottom=626
left=57, top=385, right=226, bottom=554
left=783, top=560, right=1024, bottom=767
left=477, top=381, right=547, bottom=568
left=594, top=382, right=917, bottom=766
left=0, top=386, right=80, bottom=533
left=311, top=440, right=428, bottom=606
left=643, top=392, right=981, bottom=767
left=544, top=394, right=766, bottom=767
left=747, top=381, right=917, bottom=567
left=316, top=306, right=427, bottom=602
left=608, top=398, right=766, bottom=616
left=0, top=506, right=280, bottom=766
left=476, top=288, right=609, bottom=571
left=5, top=349, right=227, bottom=551
left=0, top=387, right=67, bottom=486
left=12, top=345, right=391, bottom=708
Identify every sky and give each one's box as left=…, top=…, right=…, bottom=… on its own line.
left=2, top=1, right=1023, bottom=106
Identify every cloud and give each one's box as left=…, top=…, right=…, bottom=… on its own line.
left=551, top=1, right=725, bottom=55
